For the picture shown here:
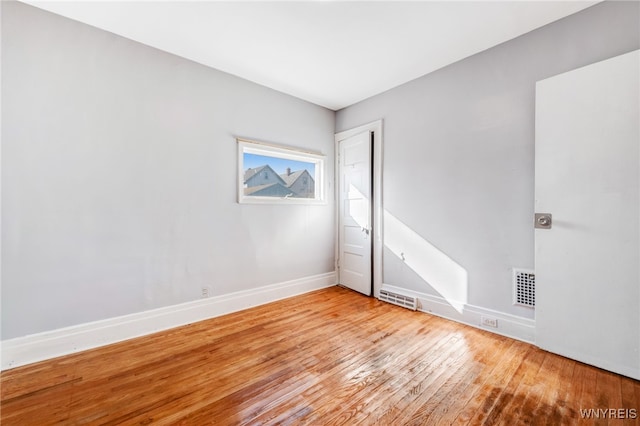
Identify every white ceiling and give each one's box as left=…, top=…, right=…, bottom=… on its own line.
left=24, top=1, right=598, bottom=111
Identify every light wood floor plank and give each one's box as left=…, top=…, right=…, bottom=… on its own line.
left=1, top=286, right=638, bottom=425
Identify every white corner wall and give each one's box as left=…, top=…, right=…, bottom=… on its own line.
left=336, top=1, right=640, bottom=321
left=1, top=2, right=336, bottom=342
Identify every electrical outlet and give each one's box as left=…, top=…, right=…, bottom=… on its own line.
left=481, top=316, right=498, bottom=328
left=201, top=287, right=210, bottom=298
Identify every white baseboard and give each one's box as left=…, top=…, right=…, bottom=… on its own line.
left=380, top=284, right=536, bottom=344
left=1, top=272, right=337, bottom=370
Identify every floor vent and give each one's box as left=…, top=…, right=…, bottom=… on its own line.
left=513, top=269, right=535, bottom=308
left=379, top=289, right=417, bottom=311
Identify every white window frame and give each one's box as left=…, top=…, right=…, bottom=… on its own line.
left=237, top=138, right=326, bottom=205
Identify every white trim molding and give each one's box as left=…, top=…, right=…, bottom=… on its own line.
left=381, top=284, right=536, bottom=344
left=1, top=272, right=337, bottom=370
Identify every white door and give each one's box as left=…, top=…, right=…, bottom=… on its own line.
left=535, top=50, right=639, bottom=380
left=338, top=131, right=372, bottom=295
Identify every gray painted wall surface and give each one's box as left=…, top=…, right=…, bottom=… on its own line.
left=2, top=2, right=335, bottom=339
left=336, top=1, right=640, bottom=319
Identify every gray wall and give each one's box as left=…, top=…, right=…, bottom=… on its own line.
left=336, top=1, right=640, bottom=319
left=1, top=2, right=335, bottom=339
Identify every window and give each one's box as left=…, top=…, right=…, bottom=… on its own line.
left=237, top=138, right=325, bottom=204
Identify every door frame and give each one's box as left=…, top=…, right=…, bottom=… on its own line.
left=335, top=120, right=383, bottom=297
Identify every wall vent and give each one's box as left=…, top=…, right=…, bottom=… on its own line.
left=379, top=289, right=417, bottom=311
left=513, top=269, right=535, bottom=308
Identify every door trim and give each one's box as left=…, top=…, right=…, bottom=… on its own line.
left=335, top=120, right=383, bottom=297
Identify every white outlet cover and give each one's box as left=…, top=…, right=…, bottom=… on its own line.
left=481, top=316, right=498, bottom=328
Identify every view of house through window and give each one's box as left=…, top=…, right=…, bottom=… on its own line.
left=238, top=139, right=324, bottom=204
left=244, top=153, right=316, bottom=198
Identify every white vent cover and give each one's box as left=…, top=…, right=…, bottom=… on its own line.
left=513, top=269, right=535, bottom=308
left=379, top=289, right=417, bottom=311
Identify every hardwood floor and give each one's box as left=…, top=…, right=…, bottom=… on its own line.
left=1, top=286, right=638, bottom=425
